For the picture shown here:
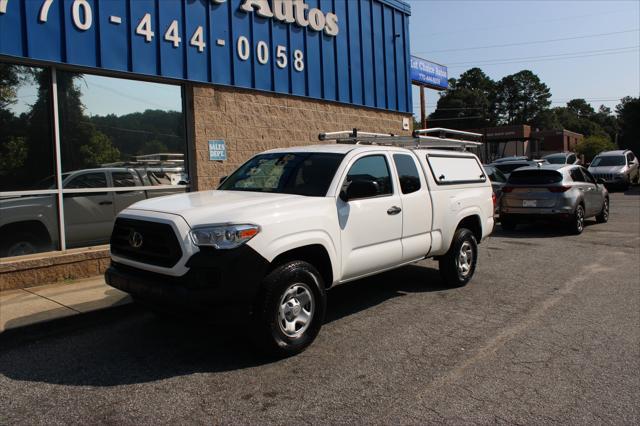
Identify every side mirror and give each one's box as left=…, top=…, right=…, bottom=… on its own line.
left=218, top=175, right=228, bottom=184
left=341, top=179, right=379, bottom=201
left=597, top=178, right=606, bottom=185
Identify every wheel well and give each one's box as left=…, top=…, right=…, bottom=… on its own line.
left=270, top=245, right=333, bottom=288
left=0, top=221, right=53, bottom=255
left=457, top=215, right=482, bottom=243
left=0, top=221, right=52, bottom=243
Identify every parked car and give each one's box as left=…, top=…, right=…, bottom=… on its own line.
left=105, top=141, right=495, bottom=356
left=543, top=152, right=581, bottom=165
left=483, top=165, right=507, bottom=214
left=488, top=159, right=541, bottom=179
left=492, top=156, right=529, bottom=163
left=0, top=167, right=185, bottom=257
left=500, top=165, right=609, bottom=234
left=588, top=150, right=639, bottom=190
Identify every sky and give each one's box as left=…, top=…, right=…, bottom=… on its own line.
left=11, top=0, right=640, bottom=118
left=408, top=0, right=640, bottom=116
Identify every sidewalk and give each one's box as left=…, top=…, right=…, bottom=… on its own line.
left=0, top=276, right=131, bottom=333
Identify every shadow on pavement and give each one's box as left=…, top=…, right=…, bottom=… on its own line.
left=0, top=264, right=449, bottom=387
left=492, top=219, right=598, bottom=239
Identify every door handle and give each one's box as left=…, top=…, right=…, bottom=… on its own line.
left=387, top=206, right=402, bottom=215
left=99, top=201, right=113, bottom=206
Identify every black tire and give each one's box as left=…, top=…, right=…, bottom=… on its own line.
left=568, top=204, right=585, bottom=235
left=500, top=215, right=517, bottom=231
left=252, top=260, right=326, bottom=357
left=596, top=197, right=609, bottom=224
left=438, top=228, right=478, bottom=288
left=0, top=231, right=40, bottom=257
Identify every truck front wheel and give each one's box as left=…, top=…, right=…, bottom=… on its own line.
left=252, top=261, right=326, bottom=357
left=438, top=228, right=478, bottom=287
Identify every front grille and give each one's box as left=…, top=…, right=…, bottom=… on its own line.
left=110, top=218, right=183, bottom=268
left=592, top=173, right=616, bottom=181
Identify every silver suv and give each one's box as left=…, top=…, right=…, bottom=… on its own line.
left=588, top=150, right=639, bottom=189
left=500, top=165, right=609, bottom=234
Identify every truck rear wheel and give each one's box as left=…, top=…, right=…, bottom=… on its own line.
left=438, top=228, right=478, bottom=287
left=252, top=260, right=326, bottom=357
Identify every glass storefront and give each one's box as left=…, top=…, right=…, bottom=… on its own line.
left=0, top=61, right=189, bottom=258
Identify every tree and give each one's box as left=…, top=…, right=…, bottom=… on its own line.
left=616, top=97, right=640, bottom=154
left=0, top=64, right=21, bottom=109
left=575, top=135, right=616, bottom=162
left=79, top=132, right=120, bottom=167
left=428, top=68, right=496, bottom=130
left=531, top=109, right=562, bottom=131
left=494, top=70, right=551, bottom=125
left=566, top=98, right=595, bottom=118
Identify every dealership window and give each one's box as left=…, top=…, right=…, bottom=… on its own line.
left=0, top=60, right=188, bottom=258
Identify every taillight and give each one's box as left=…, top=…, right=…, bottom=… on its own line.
left=492, top=192, right=497, bottom=207
left=502, top=186, right=513, bottom=193
left=548, top=186, right=570, bottom=193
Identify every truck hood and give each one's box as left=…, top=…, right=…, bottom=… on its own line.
left=588, top=166, right=626, bottom=174
left=125, top=190, right=320, bottom=227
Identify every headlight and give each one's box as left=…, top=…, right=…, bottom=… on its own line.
left=189, top=224, right=260, bottom=249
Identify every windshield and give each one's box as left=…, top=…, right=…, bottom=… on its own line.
left=218, top=152, right=344, bottom=196
left=34, top=173, right=71, bottom=189
left=494, top=163, right=530, bottom=174
left=545, top=155, right=566, bottom=164
left=591, top=156, right=625, bottom=167
left=508, top=169, right=563, bottom=185
left=483, top=166, right=507, bottom=183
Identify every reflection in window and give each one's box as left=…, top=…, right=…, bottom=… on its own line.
left=0, top=194, right=60, bottom=256
left=56, top=72, right=188, bottom=248
left=56, top=72, right=187, bottom=184
left=393, top=154, right=421, bottom=194
left=64, top=172, right=108, bottom=189
left=0, top=64, right=55, bottom=191
left=345, top=155, right=393, bottom=196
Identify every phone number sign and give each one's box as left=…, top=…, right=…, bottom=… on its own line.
left=0, top=0, right=413, bottom=113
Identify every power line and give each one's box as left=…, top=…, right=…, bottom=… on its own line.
left=447, top=45, right=640, bottom=66
left=426, top=116, right=484, bottom=122
left=448, top=48, right=638, bottom=70
left=413, top=29, right=639, bottom=54
left=412, top=98, right=629, bottom=111
left=418, top=9, right=628, bottom=37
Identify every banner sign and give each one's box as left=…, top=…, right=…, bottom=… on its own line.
left=0, top=0, right=412, bottom=113
left=209, top=140, right=227, bottom=161
left=410, top=55, right=448, bottom=90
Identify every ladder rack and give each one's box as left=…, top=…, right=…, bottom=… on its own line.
left=318, top=128, right=483, bottom=150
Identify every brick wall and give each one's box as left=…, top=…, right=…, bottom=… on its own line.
left=188, top=85, right=412, bottom=191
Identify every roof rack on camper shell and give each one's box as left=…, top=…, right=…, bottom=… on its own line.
left=318, top=128, right=483, bottom=150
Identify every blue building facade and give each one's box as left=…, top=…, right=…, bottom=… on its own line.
left=0, top=0, right=412, bottom=113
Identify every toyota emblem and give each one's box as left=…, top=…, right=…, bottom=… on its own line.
left=128, top=230, right=144, bottom=249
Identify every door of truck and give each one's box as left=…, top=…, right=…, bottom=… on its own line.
left=63, top=171, right=114, bottom=247
left=391, top=153, right=432, bottom=261
left=111, top=169, right=147, bottom=214
left=337, top=153, right=403, bottom=280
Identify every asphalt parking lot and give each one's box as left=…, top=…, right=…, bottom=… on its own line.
left=1, top=188, right=638, bottom=424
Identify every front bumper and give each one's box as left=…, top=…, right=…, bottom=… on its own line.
left=105, top=245, right=270, bottom=318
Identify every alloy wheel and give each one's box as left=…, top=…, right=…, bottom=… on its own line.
left=278, top=283, right=315, bottom=339
left=457, top=241, right=474, bottom=278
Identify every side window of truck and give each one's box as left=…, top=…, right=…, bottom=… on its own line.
left=113, top=171, right=139, bottom=187
left=64, top=172, right=107, bottom=189
left=393, top=154, right=421, bottom=194
left=344, top=155, right=393, bottom=197
left=426, top=154, right=487, bottom=185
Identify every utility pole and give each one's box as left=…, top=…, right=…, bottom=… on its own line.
left=420, top=86, right=427, bottom=129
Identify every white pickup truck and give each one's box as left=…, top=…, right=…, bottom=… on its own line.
left=105, top=131, right=494, bottom=356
